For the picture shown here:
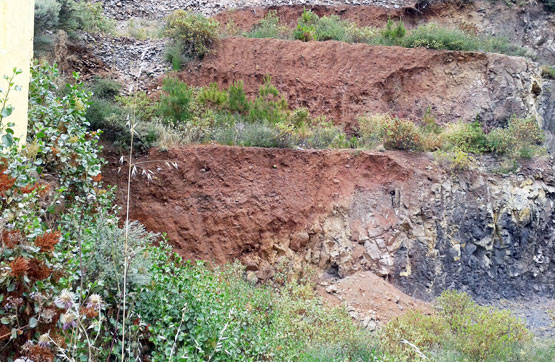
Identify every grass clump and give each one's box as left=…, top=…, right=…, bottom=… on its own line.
left=247, top=10, right=531, bottom=57
left=381, top=290, right=532, bottom=361
left=246, top=10, right=292, bottom=39
left=165, top=10, right=220, bottom=63
left=487, top=116, right=545, bottom=159
left=357, top=111, right=545, bottom=169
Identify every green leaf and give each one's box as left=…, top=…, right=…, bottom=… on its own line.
left=1, top=317, right=10, bottom=324
left=29, top=317, right=38, bottom=328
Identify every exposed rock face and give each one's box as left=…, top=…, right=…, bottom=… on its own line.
left=392, top=172, right=555, bottom=300
left=100, top=0, right=411, bottom=19
left=104, top=145, right=555, bottom=300
left=178, top=38, right=542, bottom=129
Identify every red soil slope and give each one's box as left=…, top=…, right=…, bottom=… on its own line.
left=178, top=37, right=538, bottom=129
left=104, top=144, right=438, bottom=265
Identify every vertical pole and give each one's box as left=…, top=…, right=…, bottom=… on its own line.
left=0, top=0, right=35, bottom=144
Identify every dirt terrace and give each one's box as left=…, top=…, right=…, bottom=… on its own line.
left=178, top=37, right=540, bottom=128
left=104, top=145, right=432, bottom=263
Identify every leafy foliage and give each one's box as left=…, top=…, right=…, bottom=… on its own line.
left=248, top=11, right=531, bottom=57
left=165, top=10, right=220, bottom=61
left=381, top=290, right=532, bottom=361
left=246, top=10, right=292, bottom=39
left=159, top=77, right=195, bottom=124
left=136, top=248, right=378, bottom=361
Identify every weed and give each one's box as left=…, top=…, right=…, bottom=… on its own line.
left=247, top=10, right=292, bottom=39
left=227, top=80, right=249, bottom=114
left=381, top=290, right=532, bottom=361
left=294, top=9, right=319, bottom=41
left=541, top=65, right=555, bottom=79
left=198, top=82, right=228, bottom=108
left=159, top=77, right=194, bottom=124
left=165, top=10, right=220, bottom=60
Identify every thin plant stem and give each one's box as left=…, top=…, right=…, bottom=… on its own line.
left=121, top=48, right=148, bottom=362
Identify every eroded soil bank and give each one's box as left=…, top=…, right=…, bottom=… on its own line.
left=104, top=145, right=555, bottom=302
left=179, top=37, right=543, bottom=129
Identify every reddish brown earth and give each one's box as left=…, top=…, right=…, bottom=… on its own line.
left=103, top=144, right=437, bottom=264
left=318, top=271, right=432, bottom=324
left=103, top=144, right=437, bottom=321
left=178, top=37, right=537, bottom=129
left=214, top=4, right=402, bottom=32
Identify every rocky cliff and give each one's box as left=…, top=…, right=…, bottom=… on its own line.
left=105, top=145, right=555, bottom=300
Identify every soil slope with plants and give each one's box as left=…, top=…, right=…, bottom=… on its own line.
left=178, top=37, right=542, bottom=129
left=4, top=0, right=553, bottom=360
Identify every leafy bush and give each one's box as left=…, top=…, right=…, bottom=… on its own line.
left=401, top=23, right=529, bottom=56
left=380, top=19, right=407, bottom=46
left=253, top=11, right=532, bottom=57
left=381, top=290, right=531, bottom=361
left=540, top=0, right=555, bottom=12
left=34, top=0, right=113, bottom=35
left=136, top=246, right=376, bottom=361
left=346, top=24, right=379, bottom=44
left=247, top=10, right=291, bottom=39
left=165, top=10, right=220, bottom=60
left=442, top=121, right=488, bottom=153
left=314, top=15, right=350, bottom=42
left=159, top=77, right=194, bottom=124
left=247, top=76, right=290, bottom=124
left=198, top=82, right=228, bottom=107
left=487, top=116, right=545, bottom=159
left=541, top=65, right=555, bottom=79
left=358, top=113, right=395, bottom=147
left=227, top=80, right=249, bottom=114
left=35, top=0, right=62, bottom=34
left=72, top=0, right=115, bottom=34
left=383, top=118, right=422, bottom=151
left=294, top=9, right=319, bottom=41
left=434, top=149, right=474, bottom=171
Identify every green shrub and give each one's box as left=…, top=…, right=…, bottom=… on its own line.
left=314, top=15, right=350, bottom=42
left=227, top=80, right=249, bottom=113
left=541, top=65, right=555, bottom=79
left=487, top=116, right=545, bottom=159
left=198, top=82, right=228, bottom=107
left=358, top=113, right=394, bottom=147
left=247, top=10, right=292, bottom=39
left=294, top=9, right=319, bottom=41
left=346, top=24, right=379, bottom=44
left=165, top=10, right=220, bottom=60
left=381, top=290, right=532, bottom=361
left=164, top=40, right=188, bottom=70
left=116, top=91, right=158, bottom=122
left=540, top=0, right=555, bottom=12
left=383, top=118, right=422, bottom=151
left=247, top=76, right=289, bottom=124
left=34, top=0, right=62, bottom=34
left=401, top=23, right=529, bottom=56
left=159, top=77, right=194, bottom=124
left=434, top=149, right=474, bottom=171
left=443, top=121, right=488, bottom=153
left=73, top=0, right=115, bottom=34
left=381, top=18, right=406, bottom=46
left=89, top=77, right=121, bottom=100
left=136, top=246, right=376, bottom=361
left=436, top=290, right=531, bottom=361
left=34, top=0, right=113, bottom=35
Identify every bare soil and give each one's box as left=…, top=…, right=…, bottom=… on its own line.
left=177, top=37, right=537, bottom=129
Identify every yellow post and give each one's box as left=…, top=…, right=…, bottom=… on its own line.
left=0, top=0, right=35, bottom=144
